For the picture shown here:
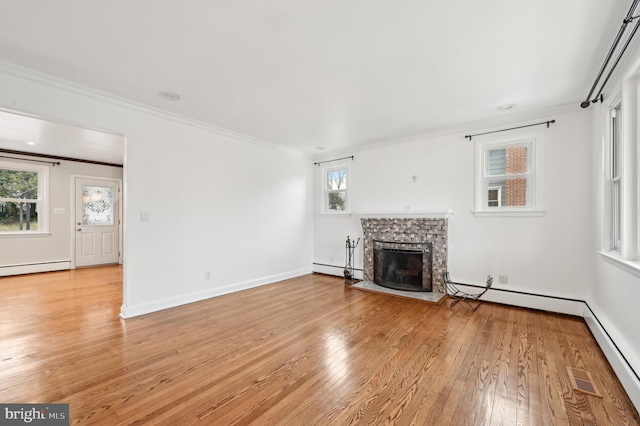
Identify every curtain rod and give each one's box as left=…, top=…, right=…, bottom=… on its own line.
left=465, top=120, right=556, bottom=140
left=581, top=0, right=640, bottom=108
left=589, top=17, right=640, bottom=106
left=0, top=148, right=122, bottom=168
left=313, top=155, right=354, bottom=166
left=0, top=154, right=60, bottom=166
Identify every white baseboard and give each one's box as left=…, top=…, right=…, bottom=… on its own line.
left=120, top=267, right=312, bottom=318
left=452, top=284, right=586, bottom=316
left=0, top=261, right=71, bottom=277
left=312, top=263, right=364, bottom=280
left=584, top=305, right=640, bottom=409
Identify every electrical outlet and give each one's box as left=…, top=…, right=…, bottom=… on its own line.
left=499, top=274, right=508, bottom=284
left=204, top=271, right=211, bottom=279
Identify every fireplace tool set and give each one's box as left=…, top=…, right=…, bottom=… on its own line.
left=344, top=236, right=360, bottom=285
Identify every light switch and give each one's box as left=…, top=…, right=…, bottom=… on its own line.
left=54, top=208, right=65, bottom=214
left=140, top=211, right=149, bottom=222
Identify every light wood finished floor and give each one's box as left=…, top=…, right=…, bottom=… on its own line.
left=1, top=266, right=638, bottom=425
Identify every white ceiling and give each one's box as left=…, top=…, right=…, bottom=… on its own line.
left=0, top=111, right=124, bottom=165
left=0, top=0, right=632, bottom=158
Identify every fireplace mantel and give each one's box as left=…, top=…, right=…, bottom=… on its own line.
left=354, top=209, right=453, bottom=219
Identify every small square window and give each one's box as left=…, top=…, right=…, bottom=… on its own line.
left=474, top=133, right=542, bottom=215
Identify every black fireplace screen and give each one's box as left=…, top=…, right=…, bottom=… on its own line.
left=373, top=240, right=432, bottom=292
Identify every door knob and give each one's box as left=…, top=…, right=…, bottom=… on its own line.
left=77, top=228, right=82, bottom=231
left=77, top=222, right=81, bottom=225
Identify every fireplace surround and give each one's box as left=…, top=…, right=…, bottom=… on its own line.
left=361, top=218, right=447, bottom=294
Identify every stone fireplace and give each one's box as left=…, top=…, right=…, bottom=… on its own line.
left=361, top=218, right=447, bottom=294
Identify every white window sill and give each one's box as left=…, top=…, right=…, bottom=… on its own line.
left=319, top=213, right=352, bottom=218
left=472, top=210, right=545, bottom=217
left=598, top=250, right=640, bottom=278
left=0, top=232, right=51, bottom=238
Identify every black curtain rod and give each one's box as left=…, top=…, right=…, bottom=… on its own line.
left=581, top=0, right=640, bottom=108
left=465, top=120, right=555, bottom=140
left=0, top=154, right=60, bottom=166
left=313, top=155, right=354, bottom=166
left=0, top=148, right=122, bottom=168
left=592, top=17, right=640, bottom=105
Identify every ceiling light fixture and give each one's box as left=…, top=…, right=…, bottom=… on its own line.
left=497, top=104, right=516, bottom=111
left=26, top=141, right=35, bottom=145
left=159, top=91, right=181, bottom=101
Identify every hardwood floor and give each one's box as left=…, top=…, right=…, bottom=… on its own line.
left=0, top=266, right=638, bottom=425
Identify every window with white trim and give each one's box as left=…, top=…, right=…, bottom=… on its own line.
left=474, top=132, right=542, bottom=215
left=610, top=104, right=622, bottom=251
left=323, top=165, right=350, bottom=214
left=0, top=160, right=49, bottom=234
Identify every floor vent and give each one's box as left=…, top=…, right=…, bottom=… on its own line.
left=567, top=367, right=602, bottom=398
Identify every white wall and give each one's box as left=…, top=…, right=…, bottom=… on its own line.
left=314, top=108, right=594, bottom=307
left=0, top=154, right=122, bottom=271
left=0, top=65, right=314, bottom=317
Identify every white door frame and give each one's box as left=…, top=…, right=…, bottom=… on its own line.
left=70, top=174, right=123, bottom=269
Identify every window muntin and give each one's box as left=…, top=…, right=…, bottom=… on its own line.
left=0, top=161, right=48, bottom=234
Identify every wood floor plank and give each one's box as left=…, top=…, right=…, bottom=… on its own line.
left=447, top=307, right=497, bottom=425
left=535, top=314, right=569, bottom=426
left=0, top=267, right=638, bottom=425
left=488, top=306, right=518, bottom=426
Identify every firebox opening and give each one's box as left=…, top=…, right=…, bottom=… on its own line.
left=373, top=240, right=433, bottom=292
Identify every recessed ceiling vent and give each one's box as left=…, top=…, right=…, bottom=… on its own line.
left=158, top=91, right=181, bottom=101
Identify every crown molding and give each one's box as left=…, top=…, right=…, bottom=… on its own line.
left=0, top=60, right=305, bottom=157
left=312, top=102, right=585, bottom=161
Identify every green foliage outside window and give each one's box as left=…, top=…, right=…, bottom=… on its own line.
left=0, top=169, right=39, bottom=231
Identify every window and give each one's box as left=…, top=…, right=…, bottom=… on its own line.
left=611, top=104, right=621, bottom=251
left=600, top=85, right=640, bottom=271
left=487, top=186, right=502, bottom=207
left=598, top=69, right=640, bottom=273
left=323, top=165, right=350, bottom=214
left=0, top=161, right=49, bottom=234
left=474, top=132, right=542, bottom=215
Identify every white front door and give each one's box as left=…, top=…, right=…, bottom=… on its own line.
left=75, top=178, right=120, bottom=267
